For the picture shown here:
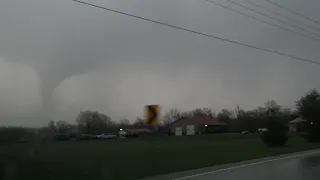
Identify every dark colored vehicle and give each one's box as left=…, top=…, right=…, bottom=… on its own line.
left=119, top=129, right=138, bottom=138
left=97, top=133, right=117, bottom=139
left=78, top=134, right=98, bottom=140
left=125, top=132, right=138, bottom=138
left=54, top=134, right=70, bottom=141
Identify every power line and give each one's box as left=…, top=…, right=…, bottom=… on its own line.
left=223, top=0, right=320, bottom=39
left=241, top=0, right=320, bottom=34
left=70, top=0, right=320, bottom=66
left=205, top=0, right=320, bottom=42
left=264, top=0, right=320, bottom=26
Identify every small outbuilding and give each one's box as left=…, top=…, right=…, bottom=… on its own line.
left=288, top=117, right=307, bottom=132
left=168, top=115, right=227, bottom=136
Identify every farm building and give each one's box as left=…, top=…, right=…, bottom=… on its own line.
left=119, top=128, right=154, bottom=137
left=168, top=115, right=227, bottom=136
left=125, top=128, right=154, bottom=134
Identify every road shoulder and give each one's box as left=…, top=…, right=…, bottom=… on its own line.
left=140, top=149, right=320, bottom=180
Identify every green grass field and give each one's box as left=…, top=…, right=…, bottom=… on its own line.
left=0, top=134, right=319, bottom=180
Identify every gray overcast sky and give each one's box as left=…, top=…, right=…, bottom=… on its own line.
left=0, top=0, right=319, bottom=126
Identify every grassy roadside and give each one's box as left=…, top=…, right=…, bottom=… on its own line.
left=0, top=134, right=319, bottom=180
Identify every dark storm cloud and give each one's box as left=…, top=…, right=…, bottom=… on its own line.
left=0, top=0, right=319, bottom=125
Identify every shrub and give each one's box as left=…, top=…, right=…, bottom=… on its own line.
left=260, top=118, right=288, bottom=147
left=296, top=89, right=320, bottom=142
left=0, top=127, right=35, bottom=144
left=54, top=134, right=70, bottom=141
left=261, top=132, right=288, bottom=147
left=304, top=133, right=320, bottom=142
left=304, top=123, right=320, bottom=142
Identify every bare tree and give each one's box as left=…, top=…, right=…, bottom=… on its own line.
left=217, top=109, right=234, bottom=123
left=218, top=109, right=234, bottom=118
left=56, top=120, right=71, bottom=134
left=190, top=108, right=215, bottom=118
left=48, top=121, right=56, bottom=131
left=133, top=117, right=145, bottom=126
left=76, top=110, right=115, bottom=134
left=264, top=100, right=281, bottom=116
left=119, top=118, right=130, bottom=125
left=163, top=108, right=182, bottom=125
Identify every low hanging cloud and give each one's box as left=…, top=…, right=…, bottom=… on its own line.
left=0, top=60, right=41, bottom=126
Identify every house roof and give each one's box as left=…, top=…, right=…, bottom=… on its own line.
left=172, top=115, right=226, bottom=126
left=289, top=117, right=306, bottom=124
left=191, top=116, right=227, bottom=125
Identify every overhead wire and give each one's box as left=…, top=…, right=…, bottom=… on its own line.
left=264, top=0, right=320, bottom=26
left=205, top=0, right=320, bottom=42
left=241, top=0, right=320, bottom=34
left=222, top=0, right=320, bottom=39
left=70, top=0, right=320, bottom=66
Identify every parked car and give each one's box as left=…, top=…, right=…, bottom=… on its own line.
left=118, top=129, right=138, bottom=138
left=97, top=133, right=116, bottom=139
left=241, top=130, right=250, bottom=135
left=78, top=134, right=98, bottom=140
left=54, top=134, right=70, bottom=141
left=258, top=128, right=268, bottom=134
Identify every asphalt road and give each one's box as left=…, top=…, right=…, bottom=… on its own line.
left=143, top=150, right=320, bottom=180
left=174, top=150, right=320, bottom=180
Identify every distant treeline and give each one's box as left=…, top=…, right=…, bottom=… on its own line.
left=0, top=89, right=319, bottom=143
